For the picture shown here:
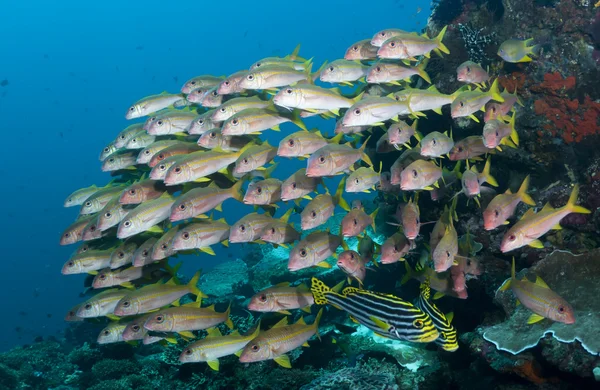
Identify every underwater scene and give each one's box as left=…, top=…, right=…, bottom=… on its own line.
left=2, top=0, right=600, bottom=388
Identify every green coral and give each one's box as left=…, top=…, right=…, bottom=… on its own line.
left=0, top=363, right=19, bottom=390
left=91, top=358, right=140, bottom=380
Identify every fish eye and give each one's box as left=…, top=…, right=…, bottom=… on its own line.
left=190, top=81, right=197, bottom=85
left=389, top=41, right=396, bottom=47
left=412, top=170, right=418, bottom=178
left=122, top=301, right=130, bottom=307
left=459, top=101, right=464, bottom=107
left=353, top=219, right=358, bottom=226
left=558, top=306, right=565, bottom=313
left=178, top=204, right=186, bottom=211
left=375, top=66, right=381, bottom=72
left=161, top=244, right=167, bottom=250
left=131, top=139, right=137, bottom=144
left=256, top=186, right=262, bottom=194
left=354, top=178, right=359, bottom=184
left=256, top=62, right=262, bottom=67
left=174, top=167, right=182, bottom=174
left=157, top=120, right=163, bottom=126
left=350, top=252, right=355, bottom=259
left=495, top=131, right=499, bottom=137
left=318, top=156, right=326, bottom=164
left=259, top=294, right=267, bottom=302
left=247, top=74, right=254, bottom=81
left=311, top=211, right=317, bottom=218
left=159, top=164, right=166, bottom=170
left=129, top=107, right=134, bottom=112
left=239, top=225, right=246, bottom=232
left=99, top=274, right=106, bottom=280
left=220, top=108, right=226, bottom=113
left=509, top=234, right=516, bottom=241
left=413, top=319, right=424, bottom=329
left=286, top=88, right=293, bottom=94
left=491, top=107, right=497, bottom=113
left=108, top=158, right=115, bottom=163
left=182, top=232, right=190, bottom=240
left=291, top=182, right=297, bottom=189
left=232, top=119, right=239, bottom=126
left=117, top=251, right=124, bottom=258
left=209, top=132, right=217, bottom=138
left=184, top=349, right=192, bottom=355
left=328, top=66, right=334, bottom=72
left=466, top=66, right=471, bottom=72
left=251, top=344, right=260, bottom=352
left=467, top=259, right=472, bottom=266
left=354, top=109, right=361, bottom=115
left=288, top=139, right=295, bottom=147
left=224, top=81, right=230, bottom=86
left=211, top=91, right=218, bottom=97
left=119, top=135, right=126, bottom=140
left=242, top=158, right=249, bottom=164
left=197, top=119, right=204, bottom=125
left=103, top=330, right=110, bottom=335
left=432, top=139, right=437, bottom=145
left=144, top=150, right=150, bottom=155
left=352, top=46, right=358, bottom=51
left=494, top=210, right=499, bottom=217
left=64, top=232, right=71, bottom=238
left=103, top=147, right=110, bottom=153
left=156, top=315, right=164, bottom=323
left=124, top=221, right=131, bottom=227
left=393, top=245, right=399, bottom=253
left=67, top=261, right=74, bottom=267
left=142, top=250, right=148, bottom=256
left=380, top=32, right=386, bottom=37
left=129, top=189, right=136, bottom=195
left=446, top=251, right=451, bottom=258
left=300, top=249, right=307, bottom=257
left=86, top=224, right=94, bottom=232
left=157, top=154, right=165, bottom=160
left=457, top=147, right=464, bottom=152
left=85, top=201, right=92, bottom=207
left=105, top=212, right=112, bottom=218
left=84, top=304, right=92, bottom=310
left=270, top=228, right=275, bottom=234
left=132, top=325, right=140, bottom=332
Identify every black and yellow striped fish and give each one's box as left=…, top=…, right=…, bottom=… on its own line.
left=311, top=277, right=438, bottom=343
left=416, top=278, right=458, bottom=352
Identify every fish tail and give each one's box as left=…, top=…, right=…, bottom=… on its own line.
left=310, top=277, right=330, bottom=305
left=516, top=175, right=536, bottom=206
left=498, top=258, right=514, bottom=291
left=311, top=60, right=328, bottom=83
left=164, top=260, right=183, bottom=276
left=262, top=162, right=278, bottom=179
left=224, top=302, right=234, bottom=330
left=481, top=156, right=498, bottom=187
left=359, top=135, right=373, bottom=167
left=313, top=308, right=324, bottom=340
left=370, top=208, right=379, bottom=233
left=230, top=179, right=245, bottom=202
left=290, top=110, right=307, bottom=131
left=508, top=112, right=519, bottom=146
left=400, top=261, right=413, bottom=285
left=329, top=132, right=345, bottom=144
left=335, top=177, right=351, bottom=211
left=435, top=25, right=450, bottom=55
left=188, top=270, right=207, bottom=298
left=513, top=86, right=525, bottom=107
left=488, top=79, right=504, bottom=103
left=416, top=60, right=431, bottom=84
left=566, top=184, right=591, bottom=214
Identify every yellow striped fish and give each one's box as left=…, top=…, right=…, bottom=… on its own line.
left=416, top=278, right=458, bottom=351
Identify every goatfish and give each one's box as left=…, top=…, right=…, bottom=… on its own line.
left=64, top=185, right=103, bottom=208
left=341, top=97, right=408, bottom=127
left=75, top=289, right=129, bottom=319
left=341, top=207, right=378, bottom=237
left=449, top=136, right=494, bottom=161
left=345, top=163, right=382, bottom=193
left=456, top=61, right=489, bottom=87
left=233, top=142, right=277, bottom=175
left=148, top=142, right=202, bottom=168
left=388, top=120, right=420, bottom=148
left=181, top=75, right=225, bottom=94
left=500, top=185, right=591, bottom=252
left=391, top=85, right=462, bottom=116
left=110, top=242, right=138, bottom=269
left=122, top=314, right=151, bottom=341
left=483, top=175, right=536, bottom=230
left=371, top=28, right=411, bottom=47
left=117, top=194, right=175, bottom=239
left=244, top=178, right=282, bottom=205
left=170, top=180, right=244, bottom=222
left=132, top=237, right=159, bottom=267
left=144, top=300, right=233, bottom=336
left=229, top=212, right=275, bottom=243
left=273, top=84, right=357, bottom=114
left=306, top=138, right=373, bottom=177
left=337, top=250, right=368, bottom=285
left=399, top=159, right=442, bottom=191
left=96, top=197, right=130, bottom=231
left=113, top=271, right=204, bottom=316
left=319, top=59, right=369, bottom=86
left=239, top=65, right=313, bottom=91
left=198, top=130, right=255, bottom=152
left=432, top=214, right=458, bottom=273
left=345, top=39, right=379, bottom=60
left=101, top=150, right=138, bottom=172
left=498, top=38, right=540, bottom=63
left=60, top=214, right=97, bottom=245
left=376, top=26, right=449, bottom=60
left=151, top=225, right=181, bottom=260
left=419, top=130, right=454, bottom=158
left=280, top=168, right=322, bottom=202
left=484, top=88, right=523, bottom=122
left=250, top=44, right=308, bottom=70
left=145, top=109, right=197, bottom=135
left=278, top=129, right=344, bottom=158
left=61, top=249, right=113, bottom=275
left=499, top=258, right=575, bottom=324
left=221, top=107, right=306, bottom=136
left=248, top=282, right=314, bottom=314
left=450, top=79, right=504, bottom=122
left=125, top=91, right=186, bottom=119
left=239, top=309, right=323, bottom=368
left=212, top=96, right=271, bottom=122
left=366, top=61, right=431, bottom=85
left=416, top=278, right=458, bottom=351
left=114, top=123, right=144, bottom=148
left=260, top=208, right=300, bottom=246
left=171, top=218, right=230, bottom=252
left=482, top=112, right=519, bottom=150
left=310, top=278, right=439, bottom=343
left=216, top=70, right=249, bottom=95
left=100, top=142, right=120, bottom=161
left=97, top=321, right=128, bottom=344
left=163, top=148, right=244, bottom=186
left=136, top=140, right=180, bottom=164
left=301, top=177, right=350, bottom=230
left=119, top=179, right=165, bottom=205
left=288, top=230, right=345, bottom=271
left=188, top=110, right=221, bottom=135
left=125, top=131, right=157, bottom=150
left=92, top=262, right=169, bottom=289
left=79, top=185, right=127, bottom=215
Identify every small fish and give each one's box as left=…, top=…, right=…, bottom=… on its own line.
left=81, top=217, right=105, bottom=242
left=371, top=28, right=411, bottom=47
left=144, top=301, right=233, bottom=335
left=380, top=232, right=410, bottom=264
left=125, top=131, right=157, bottom=150
left=96, top=197, right=130, bottom=231
left=97, top=321, right=128, bottom=344
left=310, top=278, right=438, bottom=343
left=212, top=96, right=270, bottom=122
left=260, top=208, right=300, bottom=245
left=233, top=143, right=277, bottom=175
left=65, top=304, right=84, bottom=322
left=221, top=107, right=306, bottom=136
left=216, top=70, right=249, bottom=95
left=109, top=242, right=138, bottom=269
left=99, top=142, right=121, bottom=161
left=288, top=230, right=343, bottom=271
left=164, top=149, right=243, bottom=186
left=146, top=109, right=197, bottom=135
left=185, top=86, right=212, bottom=104
left=498, top=38, right=540, bottom=63
left=101, top=150, right=138, bottom=172
left=484, top=88, right=523, bottom=122
left=198, top=130, right=255, bottom=152
left=375, top=132, right=396, bottom=154
left=122, top=314, right=151, bottom=341
left=344, top=39, right=379, bottom=60
left=366, top=61, right=431, bottom=85
left=113, top=271, right=203, bottom=316
left=60, top=215, right=98, bottom=245
left=483, top=175, right=535, bottom=230
left=456, top=61, right=489, bottom=86
left=188, top=110, right=222, bottom=135
left=179, top=322, right=261, bottom=371
left=400, top=159, right=442, bottom=191
left=306, top=139, right=372, bottom=177
left=419, top=131, right=454, bottom=158
left=482, top=112, right=519, bottom=150
left=149, top=155, right=185, bottom=181
left=432, top=217, right=458, bottom=273
left=399, top=195, right=421, bottom=240
left=148, top=142, right=202, bottom=168
left=337, top=250, right=368, bottom=285
left=250, top=45, right=307, bottom=70
left=137, top=140, right=181, bottom=165
left=229, top=212, right=274, bottom=243
left=416, top=278, right=458, bottom=351
left=181, top=75, right=225, bottom=94
left=117, top=194, right=175, bottom=239
left=455, top=157, right=498, bottom=202
left=357, top=234, right=378, bottom=262
left=449, top=136, right=493, bottom=161
left=278, top=129, right=343, bottom=158
left=301, top=177, right=350, bottom=230
left=401, top=261, right=467, bottom=300
left=119, top=179, right=165, bottom=205
left=450, top=79, right=504, bottom=122
left=346, top=165, right=381, bottom=193
left=248, top=282, right=314, bottom=314
left=64, top=185, right=101, bottom=208
left=499, top=258, right=575, bottom=325
left=319, top=60, right=369, bottom=86
left=125, top=92, right=186, bottom=119
left=114, top=123, right=145, bottom=148
left=196, top=87, right=224, bottom=108
left=170, top=180, right=244, bottom=222
left=132, top=237, right=159, bottom=267
left=171, top=218, right=230, bottom=252
left=377, top=26, right=449, bottom=60
left=391, top=85, right=460, bottom=116
left=273, top=84, right=356, bottom=114
left=244, top=178, right=282, bottom=205
left=430, top=200, right=457, bottom=253
left=151, top=226, right=180, bottom=260
left=341, top=208, right=378, bottom=237
left=341, top=97, right=409, bottom=127
left=239, top=309, right=323, bottom=368
left=76, top=289, right=129, bottom=318
left=387, top=120, right=419, bottom=148
left=61, top=249, right=113, bottom=275
left=500, top=185, right=591, bottom=252
left=378, top=171, right=401, bottom=193
left=390, top=148, right=426, bottom=185
left=280, top=169, right=321, bottom=202
left=240, top=65, right=312, bottom=90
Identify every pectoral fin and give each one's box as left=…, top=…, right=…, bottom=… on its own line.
left=274, top=354, right=291, bottom=368
left=527, top=313, right=545, bottom=324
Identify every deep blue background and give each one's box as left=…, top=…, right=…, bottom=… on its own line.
left=0, top=0, right=429, bottom=350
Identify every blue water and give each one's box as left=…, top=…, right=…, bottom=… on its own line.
left=0, top=0, right=429, bottom=351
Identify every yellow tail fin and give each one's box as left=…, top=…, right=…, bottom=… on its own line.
left=481, top=156, right=498, bottom=187
left=565, top=184, right=591, bottom=214
left=516, top=175, right=536, bottom=206
left=334, top=177, right=351, bottom=211
left=488, top=79, right=504, bottom=103
left=435, top=25, right=450, bottom=55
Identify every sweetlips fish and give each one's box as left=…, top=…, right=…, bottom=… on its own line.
left=239, top=309, right=323, bottom=368
left=171, top=218, right=230, bottom=252
left=97, top=321, right=128, bottom=344
left=132, top=237, right=159, bottom=267
left=229, top=212, right=274, bottom=243
left=233, top=142, right=277, bottom=175
left=170, top=180, right=244, bottom=222
left=179, top=322, right=261, bottom=370
left=345, top=164, right=382, bottom=193
left=79, top=185, right=127, bottom=215
left=188, top=110, right=221, bottom=135
left=239, top=65, right=313, bottom=91
left=61, top=249, right=114, bottom=275
left=341, top=97, right=409, bottom=127
left=366, top=61, right=431, bottom=85
left=145, top=109, right=197, bottom=135
left=345, top=39, right=379, bottom=60
left=311, top=278, right=439, bottom=343
left=288, top=230, right=345, bottom=271
left=399, top=159, right=442, bottom=191
left=259, top=208, right=300, bottom=246
left=370, top=28, right=411, bottom=47
left=278, top=129, right=344, bottom=158
left=125, top=91, right=186, bottom=119
left=377, top=26, right=449, bottom=60
left=216, top=70, right=249, bottom=95
left=113, top=271, right=204, bottom=316
left=64, top=185, right=103, bottom=208
left=273, top=84, right=357, bottom=115
left=148, top=142, right=202, bottom=168
left=163, top=148, right=245, bottom=186
left=306, top=138, right=373, bottom=177
left=119, top=179, right=165, bottom=205
left=60, top=214, right=97, bottom=245
left=337, top=250, right=368, bottom=285
left=450, top=79, right=504, bottom=122
left=198, top=130, right=255, bottom=152
left=181, top=75, right=225, bottom=94
left=484, top=87, right=523, bottom=122
left=122, top=314, right=152, bottom=341
left=248, top=282, right=314, bottom=314
left=109, top=241, right=138, bottom=269
left=500, top=184, right=591, bottom=252
left=388, top=120, right=420, bottom=148
left=114, top=123, right=145, bottom=148
left=341, top=207, right=378, bottom=237
left=101, top=150, right=138, bottom=172
left=212, top=96, right=271, bottom=122
left=449, top=136, right=494, bottom=161
left=380, top=232, right=410, bottom=264
left=482, top=112, right=519, bottom=150
left=280, top=168, right=322, bottom=202
left=498, top=38, right=540, bottom=63
left=117, top=194, right=175, bottom=239
left=144, top=300, right=233, bottom=336
left=221, top=107, right=307, bottom=136
left=415, top=278, right=458, bottom=352
left=483, top=175, right=536, bottom=230
left=76, top=289, right=129, bottom=319
left=301, top=177, right=350, bottom=230
left=419, top=130, right=454, bottom=158
left=499, top=258, right=575, bottom=324
left=319, top=59, right=369, bottom=86
left=137, top=140, right=181, bottom=165
left=97, top=196, right=130, bottom=231
left=456, top=61, right=489, bottom=86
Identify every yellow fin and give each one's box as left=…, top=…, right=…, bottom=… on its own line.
left=207, top=359, right=219, bottom=371
left=527, top=313, right=545, bottom=324
left=300, top=306, right=312, bottom=313
left=433, top=291, right=445, bottom=300
left=302, top=341, right=310, bottom=347
left=207, top=327, right=222, bottom=337
left=274, top=354, right=291, bottom=368
left=528, top=239, right=544, bottom=249
left=316, top=261, right=332, bottom=269
left=273, top=316, right=289, bottom=328
left=234, top=349, right=243, bottom=357
left=178, top=331, right=195, bottom=338
left=535, top=276, right=549, bottom=289
left=278, top=310, right=292, bottom=315
left=200, top=246, right=216, bottom=255
left=369, top=316, right=391, bottom=331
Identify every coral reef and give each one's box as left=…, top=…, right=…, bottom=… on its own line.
left=200, top=258, right=249, bottom=297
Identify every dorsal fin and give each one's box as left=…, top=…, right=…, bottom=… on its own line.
left=295, top=316, right=307, bottom=325
left=521, top=208, right=536, bottom=220
left=206, top=327, right=222, bottom=337
left=272, top=316, right=288, bottom=328
left=273, top=281, right=289, bottom=288
left=541, top=202, right=554, bottom=213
